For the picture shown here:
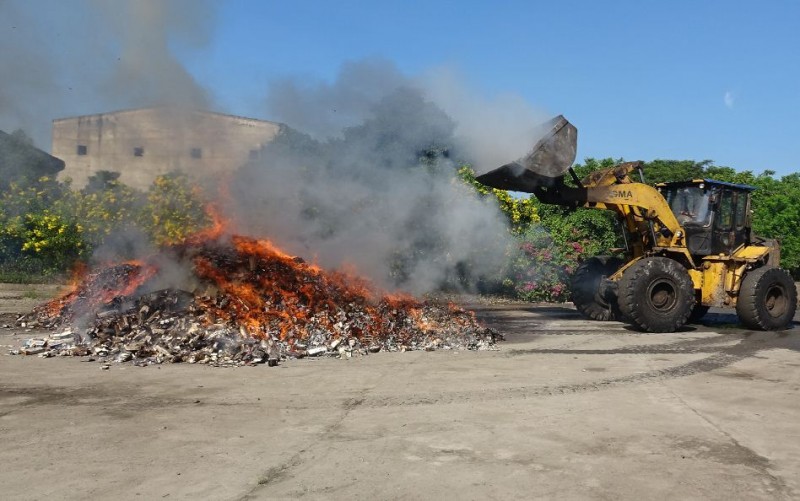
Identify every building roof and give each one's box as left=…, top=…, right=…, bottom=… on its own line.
left=52, top=106, right=283, bottom=127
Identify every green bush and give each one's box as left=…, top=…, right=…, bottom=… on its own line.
left=0, top=172, right=210, bottom=280
left=507, top=228, right=579, bottom=301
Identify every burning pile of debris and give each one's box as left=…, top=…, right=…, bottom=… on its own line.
left=13, top=234, right=501, bottom=367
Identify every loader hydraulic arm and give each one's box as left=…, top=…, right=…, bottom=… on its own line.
left=532, top=163, right=684, bottom=249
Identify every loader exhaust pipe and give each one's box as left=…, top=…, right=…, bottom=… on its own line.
left=476, top=115, right=577, bottom=193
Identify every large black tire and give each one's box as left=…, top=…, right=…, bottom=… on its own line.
left=570, top=256, right=624, bottom=321
left=736, top=267, right=797, bottom=330
left=617, top=257, right=695, bottom=332
left=688, top=304, right=710, bottom=324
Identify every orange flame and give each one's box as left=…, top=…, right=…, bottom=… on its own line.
left=184, top=203, right=231, bottom=245
left=41, top=260, right=158, bottom=318
left=38, top=192, right=441, bottom=347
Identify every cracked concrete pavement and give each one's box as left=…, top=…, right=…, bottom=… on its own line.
left=1, top=298, right=799, bottom=500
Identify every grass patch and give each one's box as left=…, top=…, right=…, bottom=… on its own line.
left=0, top=261, right=66, bottom=284
left=0, top=270, right=61, bottom=284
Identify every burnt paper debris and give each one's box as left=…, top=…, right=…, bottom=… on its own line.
left=12, top=236, right=502, bottom=367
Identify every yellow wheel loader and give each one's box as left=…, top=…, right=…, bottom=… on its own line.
left=477, top=116, right=796, bottom=332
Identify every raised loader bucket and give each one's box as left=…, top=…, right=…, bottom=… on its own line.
left=476, top=115, right=577, bottom=193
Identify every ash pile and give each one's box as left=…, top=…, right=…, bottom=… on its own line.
left=13, top=235, right=502, bottom=367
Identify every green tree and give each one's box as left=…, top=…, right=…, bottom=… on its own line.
left=571, top=157, right=620, bottom=181
left=0, top=176, right=86, bottom=276
left=139, top=173, right=210, bottom=245
left=11, top=211, right=85, bottom=271
left=69, top=173, right=142, bottom=249
left=640, top=159, right=711, bottom=184
left=748, top=172, right=800, bottom=273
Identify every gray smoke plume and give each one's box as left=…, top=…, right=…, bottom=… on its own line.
left=0, top=1, right=61, bottom=145
left=229, top=60, right=536, bottom=294
left=419, top=66, right=550, bottom=175
left=0, top=0, right=214, bottom=148
left=91, top=0, right=213, bottom=109
left=266, top=58, right=407, bottom=141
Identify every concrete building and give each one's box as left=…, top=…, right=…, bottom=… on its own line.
left=52, top=107, right=282, bottom=189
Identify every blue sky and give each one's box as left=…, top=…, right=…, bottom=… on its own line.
left=186, top=0, right=799, bottom=176
left=2, top=1, right=798, bottom=176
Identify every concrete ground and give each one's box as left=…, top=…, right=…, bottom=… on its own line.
left=0, top=283, right=67, bottom=315
left=1, top=290, right=799, bottom=500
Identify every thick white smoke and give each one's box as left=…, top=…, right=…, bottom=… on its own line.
left=265, top=58, right=407, bottom=141
left=91, top=0, right=213, bottom=109
left=226, top=59, right=549, bottom=294
left=0, top=0, right=214, bottom=147
left=418, top=66, right=550, bottom=174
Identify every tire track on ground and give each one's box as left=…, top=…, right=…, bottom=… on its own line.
left=357, top=328, right=799, bottom=409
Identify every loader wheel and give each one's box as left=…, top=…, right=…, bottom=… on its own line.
left=617, top=257, right=695, bottom=332
left=736, top=267, right=797, bottom=330
left=570, top=256, right=624, bottom=321
left=688, top=304, right=710, bottom=324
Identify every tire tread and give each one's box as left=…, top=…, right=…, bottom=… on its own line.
left=571, top=256, right=623, bottom=321
left=736, top=266, right=797, bottom=330
left=617, top=257, right=695, bottom=332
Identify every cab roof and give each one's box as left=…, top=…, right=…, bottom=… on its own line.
left=655, top=178, right=757, bottom=192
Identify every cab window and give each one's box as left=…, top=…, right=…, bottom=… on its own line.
left=717, top=191, right=733, bottom=230
left=735, top=194, right=748, bottom=229
left=666, top=186, right=712, bottom=226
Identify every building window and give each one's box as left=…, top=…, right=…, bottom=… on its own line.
left=190, top=147, right=202, bottom=159
left=77, top=145, right=87, bottom=155
left=249, top=149, right=259, bottom=160
left=133, top=147, right=144, bottom=157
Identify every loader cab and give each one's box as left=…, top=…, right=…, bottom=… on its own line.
left=658, top=180, right=755, bottom=257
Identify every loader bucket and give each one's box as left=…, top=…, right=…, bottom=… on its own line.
left=475, top=115, right=577, bottom=193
